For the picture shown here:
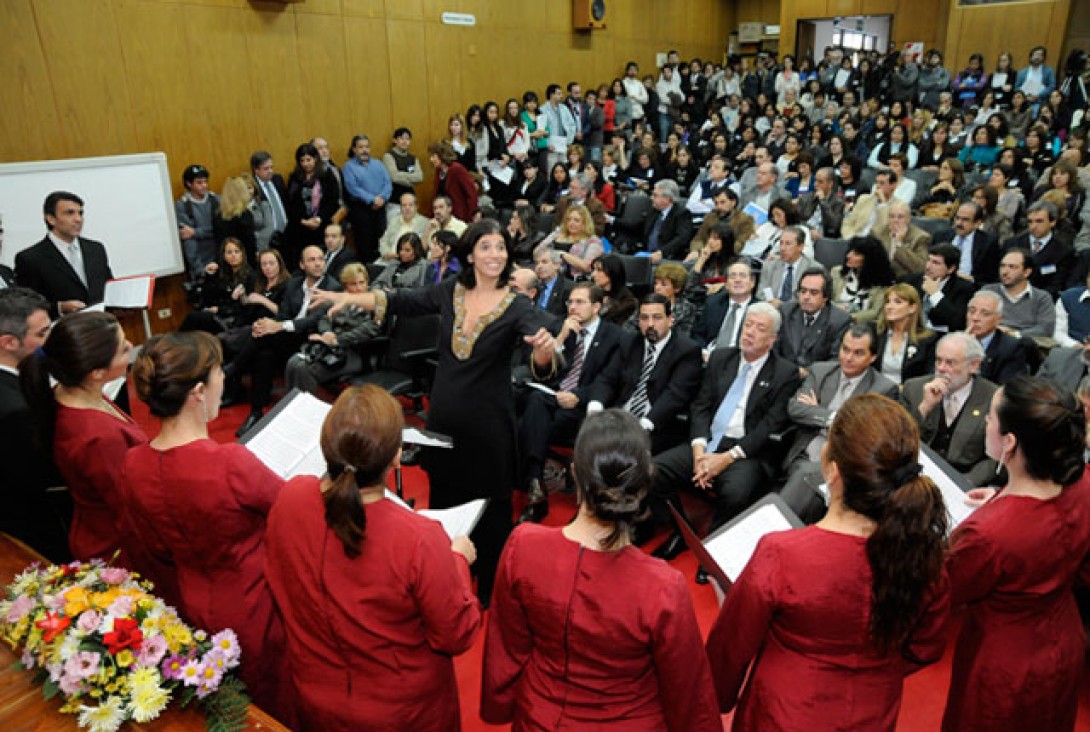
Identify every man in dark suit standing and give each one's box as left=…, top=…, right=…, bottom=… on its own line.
left=778, top=324, right=899, bottom=522
left=1003, top=201, right=1075, bottom=299
left=595, top=294, right=703, bottom=454
left=692, top=257, right=758, bottom=349
left=933, top=202, right=1001, bottom=285
left=250, top=150, right=290, bottom=254
left=775, top=268, right=851, bottom=375
left=322, top=223, right=359, bottom=282
left=532, top=246, right=573, bottom=318
left=233, top=244, right=342, bottom=436
left=966, top=290, right=1028, bottom=385
left=900, top=332, right=999, bottom=486
left=645, top=179, right=694, bottom=263
left=518, top=282, right=622, bottom=522
left=0, top=287, right=68, bottom=561
left=910, top=244, right=976, bottom=333
left=651, top=302, right=802, bottom=558
left=15, top=191, right=114, bottom=316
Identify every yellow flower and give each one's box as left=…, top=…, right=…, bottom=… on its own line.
left=78, top=696, right=126, bottom=732
left=64, top=587, right=92, bottom=617
left=129, top=667, right=160, bottom=691
left=115, top=649, right=135, bottom=668
left=128, top=684, right=170, bottom=724
left=91, top=588, right=120, bottom=610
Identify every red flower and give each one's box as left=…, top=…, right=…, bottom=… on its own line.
left=103, top=617, right=144, bottom=655
left=35, top=612, right=71, bottom=643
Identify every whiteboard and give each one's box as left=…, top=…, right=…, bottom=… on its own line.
left=0, top=153, right=185, bottom=279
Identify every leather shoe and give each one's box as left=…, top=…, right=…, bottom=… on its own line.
left=695, top=566, right=710, bottom=585
left=235, top=410, right=263, bottom=439
left=650, top=530, right=688, bottom=561
left=518, top=479, right=549, bottom=523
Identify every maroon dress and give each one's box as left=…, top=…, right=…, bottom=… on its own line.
left=117, top=440, right=292, bottom=723
left=943, top=469, right=1090, bottom=731
left=264, top=476, right=481, bottom=732
left=53, top=402, right=147, bottom=562
left=481, top=523, right=722, bottom=732
left=706, top=526, right=950, bottom=731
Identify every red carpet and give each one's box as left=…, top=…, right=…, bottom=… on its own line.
left=130, top=387, right=1090, bottom=731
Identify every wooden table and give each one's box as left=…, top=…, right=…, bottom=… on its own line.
left=0, top=534, right=288, bottom=731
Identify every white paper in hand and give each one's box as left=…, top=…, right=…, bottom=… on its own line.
left=704, top=503, right=796, bottom=583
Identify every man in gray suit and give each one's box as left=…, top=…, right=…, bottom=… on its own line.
left=758, top=226, right=821, bottom=307
left=900, top=331, right=999, bottom=486
left=775, top=267, right=851, bottom=376
left=778, top=324, right=899, bottom=521
left=1039, top=341, right=1090, bottom=391
left=738, top=161, right=789, bottom=213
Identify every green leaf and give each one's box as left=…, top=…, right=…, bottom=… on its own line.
left=42, top=678, right=60, bottom=701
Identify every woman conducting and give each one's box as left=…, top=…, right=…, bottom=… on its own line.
left=265, top=386, right=481, bottom=731
left=312, top=219, right=555, bottom=604
left=943, top=376, right=1090, bottom=731
left=20, top=311, right=146, bottom=563
left=119, top=331, right=294, bottom=723
left=482, top=409, right=721, bottom=731
left=705, top=394, right=950, bottom=729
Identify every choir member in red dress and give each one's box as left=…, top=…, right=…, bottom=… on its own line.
left=119, top=331, right=294, bottom=725
left=706, top=394, right=950, bottom=730
left=264, top=385, right=481, bottom=732
left=482, top=409, right=722, bottom=732
left=20, top=311, right=146, bottom=563
left=943, top=376, right=1090, bottom=731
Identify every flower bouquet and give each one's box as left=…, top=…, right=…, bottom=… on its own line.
left=0, top=559, right=250, bottom=732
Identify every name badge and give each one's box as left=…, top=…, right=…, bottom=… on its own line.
left=1040, top=264, right=1057, bottom=275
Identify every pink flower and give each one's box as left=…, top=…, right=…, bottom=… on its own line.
left=179, top=658, right=204, bottom=687
left=195, top=662, right=224, bottom=698
left=76, top=610, right=102, bottom=635
left=208, top=629, right=241, bottom=665
left=136, top=635, right=168, bottom=668
left=58, top=672, right=84, bottom=696
left=20, top=649, right=36, bottom=670
left=160, top=654, right=187, bottom=681
left=63, top=651, right=101, bottom=680
left=106, top=594, right=134, bottom=617
left=99, top=567, right=130, bottom=585
left=5, top=595, right=34, bottom=623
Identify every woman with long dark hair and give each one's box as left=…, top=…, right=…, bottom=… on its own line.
left=20, top=312, right=145, bottom=562
left=180, top=237, right=255, bottom=335
left=483, top=410, right=721, bottom=731
left=831, top=235, right=897, bottom=324
left=943, top=376, right=1090, bottom=731
left=120, top=331, right=294, bottom=724
left=312, top=220, right=555, bottom=603
left=373, top=232, right=429, bottom=291
left=590, top=253, right=638, bottom=325
left=706, top=394, right=950, bottom=729
left=284, top=141, right=341, bottom=266
left=265, top=385, right=481, bottom=730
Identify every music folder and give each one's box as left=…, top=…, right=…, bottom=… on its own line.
left=669, top=494, right=803, bottom=601
left=103, top=275, right=155, bottom=309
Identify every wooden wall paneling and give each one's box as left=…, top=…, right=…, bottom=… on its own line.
left=384, top=0, right=425, bottom=22
left=944, top=0, right=1070, bottom=75
left=342, top=0, right=386, bottom=19
left=295, top=10, right=355, bottom=152
left=0, top=0, right=64, bottom=163
left=243, top=7, right=308, bottom=169
left=343, top=16, right=394, bottom=143
left=111, top=0, right=195, bottom=186
left=33, top=0, right=137, bottom=159
left=291, top=0, right=343, bottom=15
left=1064, top=0, right=1090, bottom=60
left=826, top=0, right=863, bottom=17
left=385, top=17, right=434, bottom=153
left=422, top=22, right=465, bottom=142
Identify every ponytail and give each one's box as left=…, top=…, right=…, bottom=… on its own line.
left=323, top=464, right=367, bottom=559
left=866, top=470, right=948, bottom=655
left=19, top=350, right=59, bottom=453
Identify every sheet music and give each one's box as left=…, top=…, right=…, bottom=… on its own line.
left=403, top=427, right=453, bottom=449
left=245, top=392, right=331, bottom=479
left=104, top=275, right=154, bottom=308
left=919, top=448, right=976, bottom=530
left=704, top=503, right=795, bottom=582
left=525, top=382, right=557, bottom=397
left=383, top=490, right=486, bottom=539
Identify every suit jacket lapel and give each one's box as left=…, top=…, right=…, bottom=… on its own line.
left=42, top=239, right=89, bottom=295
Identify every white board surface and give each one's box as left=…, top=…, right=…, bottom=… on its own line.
left=0, top=153, right=184, bottom=279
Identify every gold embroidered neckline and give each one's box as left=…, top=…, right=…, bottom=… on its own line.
left=452, top=282, right=516, bottom=360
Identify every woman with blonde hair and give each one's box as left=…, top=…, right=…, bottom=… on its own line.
left=542, top=204, right=604, bottom=276
left=874, top=283, right=937, bottom=384
left=446, top=112, right=477, bottom=171
left=213, top=176, right=258, bottom=264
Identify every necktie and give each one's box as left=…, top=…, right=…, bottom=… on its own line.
left=627, top=344, right=656, bottom=417
left=806, top=378, right=854, bottom=461
left=944, top=394, right=960, bottom=426
left=780, top=263, right=794, bottom=302
left=559, top=332, right=586, bottom=392
left=716, top=303, right=740, bottom=348
left=1031, top=238, right=1042, bottom=255
left=710, top=362, right=752, bottom=448
left=67, top=242, right=87, bottom=287
left=804, top=313, right=815, bottom=328
left=648, top=213, right=665, bottom=253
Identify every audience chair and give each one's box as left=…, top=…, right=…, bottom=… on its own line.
left=350, top=313, right=440, bottom=414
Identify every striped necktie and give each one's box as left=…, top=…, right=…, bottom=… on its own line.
left=559, top=332, right=586, bottom=392
left=627, top=344, right=656, bottom=417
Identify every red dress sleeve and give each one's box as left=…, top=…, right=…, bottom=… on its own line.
left=75, top=426, right=145, bottom=518
left=705, top=535, right=780, bottom=712
left=947, top=520, right=1004, bottom=607
left=225, top=444, right=285, bottom=515
left=901, top=573, right=951, bottom=673
left=480, top=528, right=531, bottom=724
left=409, top=518, right=481, bottom=655
left=652, top=571, right=724, bottom=732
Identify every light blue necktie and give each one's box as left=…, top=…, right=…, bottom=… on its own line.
left=709, top=362, right=752, bottom=449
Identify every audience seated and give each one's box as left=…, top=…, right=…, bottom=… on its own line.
left=966, top=290, right=1031, bottom=385
left=774, top=267, right=851, bottom=374
left=693, top=257, right=760, bottom=348
left=874, top=283, right=939, bottom=384
left=378, top=192, right=430, bottom=263
left=830, top=235, right=897, bottom=324
left=908, top=243, right=977, bottom=333
left=1003, top=200, right=1076, bottom=299
left=982, top=247, right=1057, bottom=338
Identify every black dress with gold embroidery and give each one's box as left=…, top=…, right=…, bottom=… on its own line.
left=384, top=276, right=547, bottom=601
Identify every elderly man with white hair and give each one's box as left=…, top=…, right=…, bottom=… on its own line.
left=899, top=331, right=999, bottom=486
left=965, top=290, right=1029, bottom=385
left=648, top=302, right=803, bottom=561
left=644, top=178, right=694, bottom=263
left=552, top=173, right=607, bottom=236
